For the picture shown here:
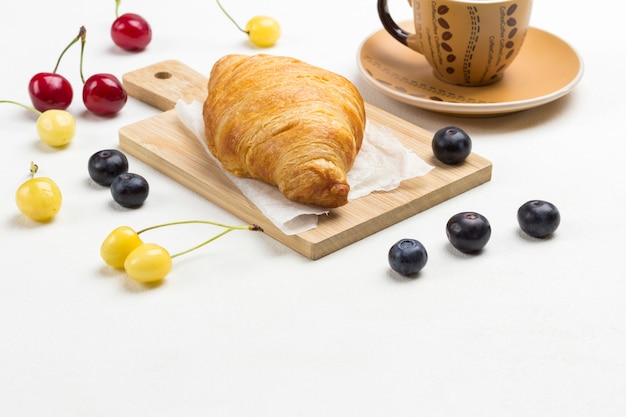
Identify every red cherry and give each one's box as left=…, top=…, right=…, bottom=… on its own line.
left=82, top=73, right=127, bottom=115
left=111, top=13, right=152, bottom=51
left=28, top=72, right=73, bottom=112
left=26, top=27, right=83, bottom=112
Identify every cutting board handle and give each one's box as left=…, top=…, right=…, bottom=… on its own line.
left=122, top=60, right=209, bottom=111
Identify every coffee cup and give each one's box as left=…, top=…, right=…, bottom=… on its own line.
left=377, top=0, right=533, bottom=86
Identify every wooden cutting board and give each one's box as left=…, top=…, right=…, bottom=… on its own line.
left=118, top=60, right=492, bottom=260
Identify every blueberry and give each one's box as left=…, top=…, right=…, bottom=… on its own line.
left=517, top=200, right=560, bottom=238
left=88, top=149, right=129, bottom=186
left=432, top=126, right=472, bottom=165
left=388, top=238, right=428, bottom=277
left=111, top=173, right=149, bottom=208
left=446, top=211, right=491, bottom=253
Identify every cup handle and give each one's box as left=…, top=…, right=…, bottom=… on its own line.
left=377, top=0, right=422, bottom=53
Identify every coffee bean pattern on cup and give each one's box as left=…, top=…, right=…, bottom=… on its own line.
left=436, top=4, right=522, bottom=84
left=378, top=0, right=533, bottom=86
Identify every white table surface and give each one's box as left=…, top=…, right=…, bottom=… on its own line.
left=2, top=0, right=624, bottom=415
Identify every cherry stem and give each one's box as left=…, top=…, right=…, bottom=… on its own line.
left=115, top=0, right=121, bottom=18
left=0, top=100, right=42, bottom=115
left=79, top=26, right=88, bottom=84
left=170, top=228, right=235, bottom=259
left=53, top=26, right=85, bottom=74
left=29, top=162, right=39, bottom=178
left=136, top=220, right=263, bottom=259
left=137, top=219, right=261, bottom=234
left=215, top=0, right=248, bottom=34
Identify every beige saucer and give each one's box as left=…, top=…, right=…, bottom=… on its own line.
left=357, top=23, right=583, bottom=116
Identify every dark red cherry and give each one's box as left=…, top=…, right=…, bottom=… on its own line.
left=82, top=73, right=127, bottom=115
left=28, top=72, right=73, bottom=112
left=27, top=27, right=84, bottom=112
left=29, top=73, right=73, bottom=112
left=111, top=13, right=152, bottom=51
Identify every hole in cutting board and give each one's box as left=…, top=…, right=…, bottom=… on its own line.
left=154, top=71, right=172, bottom=79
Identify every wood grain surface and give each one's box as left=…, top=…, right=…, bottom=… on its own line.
left=118, top=60, right=492, bottom=259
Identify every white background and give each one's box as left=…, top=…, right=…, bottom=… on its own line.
left=1, top=0, right=624, bottom=415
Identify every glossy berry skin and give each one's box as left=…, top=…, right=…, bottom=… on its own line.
left=111, top=173, right=149, bottom=208
left=111, top=13, right=152, bottom=51
left=28, top=72, right=73, bottom=112
left=100, top=226, right=143, bottom=268
left=124, top=243, right=172, bottom=283
left=15, top=177, right=62, bottom=222
left=517, top=200, right=560, bottom=238
left=446, top=212, right=491, bottom=253
left=388, top=238, right=428, bottom=276
left=88, top=149, right=129, bottom=186
left=82, top=73, right=127, bottom=115
left=432, top=126, right=472, bottom=165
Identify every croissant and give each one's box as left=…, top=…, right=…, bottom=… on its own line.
left=202, top=54, right=366, bottom=208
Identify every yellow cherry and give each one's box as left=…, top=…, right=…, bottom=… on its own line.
left=36, top=109, right=76, bottom=147
left=100, top=226, right=144, bottom=269
left=245, top=16, right=281, bottom=48
left=15, top=163, right=62, bottom=222
left=216, top=0, right=281, bottom=48
left=124, top=243, right=173, bottom=283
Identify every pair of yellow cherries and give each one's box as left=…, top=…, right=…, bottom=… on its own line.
left=100, top=221, right=263, bottom=283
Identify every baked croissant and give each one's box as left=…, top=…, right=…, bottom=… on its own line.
left=202, top=54, right=366, bottom=208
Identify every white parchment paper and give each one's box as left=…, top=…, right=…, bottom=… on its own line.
left=175, top=100, right=433, bottom=235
